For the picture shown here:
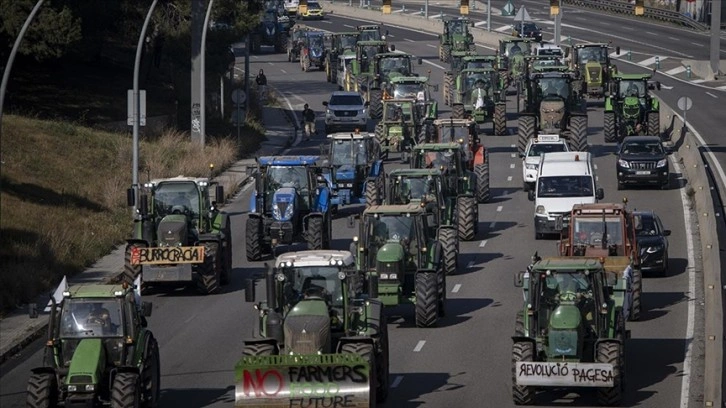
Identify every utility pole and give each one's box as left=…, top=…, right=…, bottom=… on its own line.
left=191, top=0, right=203, bottom=144
left=200, top=0, right=216, bottom=147
left=709, top=0, right=721, bottom=80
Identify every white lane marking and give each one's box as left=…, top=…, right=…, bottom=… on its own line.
left=280, top=69, right=287, bottom=74
left=718, top=85, right=726, bottom=90
left=637, top=56, right=668, bottom=66
left=510, top=163, right=515, bottom=169
left=691, top=79, right=707, bottom=84
left=413, top=340, right=426, bottom=352
left=422, top=59, right=446, bottom=70
left=405, top=38, right=415, bottom=42
left=706, top=92, right=718, bottom=99
left=252, top=55, right=259, bottom=59
left=645, top=31, right=657, bottom=35
left=507, top=176, right=513, bottom=181
left=661, top=84, right=674, bottom=90
left=479, top=240, right=487, bottom=248
left=474, top=21, right=488, bottom=27
left=241, top=180, right=255, bottom=194
left=593, top=164, right=598, bottom=170
left=344, top=24, right=355, bottom=28
left=467, top=261, right=475, bottom=268
left=511, top=153, right=517, bottom=158
left=496, top=206, right=503, bottom=212
left=511, top=144, right=516, bottom=148
left=387, top=34, right=395, bottom=37
left=665, top=66, right=686, bottom=75
left=452, top=284, right=461, bottom=293
left=391, top=376, right=404, bottom=388
left=426, top=44, right=437, bottom=48
left=268, top=62, right=273, bottom=65
left=495, top=25, right=511, bottom=33
left=690, top=41, right=705, bottom=47
left=668, top=36, right=680, bottom=41
left=477, top=44, right=497, bottom=51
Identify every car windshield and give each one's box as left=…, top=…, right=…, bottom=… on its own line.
left=620, top=140, right=663, bottom=155
left=522, top=23, right=538, bottom=33
left=380, top=57, right=410, bottom=75
left=263, top=11, right=277, bottom=21
left=572, top=217, right=623, bottom=245
left=154, top=182, right=200, bottom=217
left=308, top=2, right=321, bottom=9
left=283, top=266, right=344, bottom=307
left=332, top=140, right=367, bottom=165
left=265, top=166, right=309, bottom=191
left=636, top=215, right=660, bottom=236
left=537, top=175, right=594, bottom=197
left=619, top=80, right=645, bottom=98
left=528, top=143, right=568, bottom=157
left=538, top=78, right=569, bottom=99
left=60, top=298, right=124, bottom=338
left=393, top=83, right=425, bottom=99
left=330, top=94, right=363, bottom=106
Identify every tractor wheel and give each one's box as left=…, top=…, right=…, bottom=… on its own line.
left=415, top=271, right=439, bottom=327
left=376, top=315, right=390, bottom=402
left=245, top=218, right=264, bottom=261
left=221, top=221, right=232, bottom=285
left=443, top=74, right=452, bottom=106
left=417, top=123, right=428, bottom=145
left=341, top=343, right=378, bottom=403
left=325, top=59, right=332, bottom=82
left=275, top=34, right=287, bottom=53
left=26, top=372, right=57, bottom=408
left=365, top=178, right=381, bottom=208
left=142, top=337, right=161, bottom=408
left=288, top=50, right=292, bottom=62
left=514, top=311, right=524, bottom=336
left=517, top=115, right=536, bottom=156
left=511, top=341, right=536, bottom=405
left=452, top=103, right=465, bottom=120
left=596, top=342, right=624, bottom=406
left=196, top=242, right=221, bottom=295
left=474, top=163, right=491, bottom=203
left=369, top=90, right=383, bottom=119
left=123, top=243, right=143, bottom=286
left=374, top=123, right=387, bottom=159
left=647, top=111, right=660, bottom=137
left=306, top=216, right=324, bottom=250
left=242, top=342, right=275, bottom=357
left=456, top=196, right=477, bottom=241
left=111, top=372, right=141, bottom=408
left=494, top=103, right=507, bottom=136
left=604, top=111, right=616, bottom=143
left=438, top=270, right=447, bottom=317
left=438, top=228, right=458, bottom=275
left=569, top=115, right=588, bottom=152
left=630, top=268, right=642, bottom=321
left=442, top=44, right=451, bottom=63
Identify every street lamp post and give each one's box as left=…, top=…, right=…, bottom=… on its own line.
left=200, top=0, right=216, bottom=147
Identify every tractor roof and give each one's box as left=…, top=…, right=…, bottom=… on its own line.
left=357, top=40, right=386, bottom=46
left=335, top=31, right=358, bottom=36
left=433, top=118, right=476, bottom=126
left=383, top=98, right=416, bottom=104
left=64, top=283, right=130, bottom=299
left=571, top=203, right=628, bottom=215
left=328, top=131, right=374, bottom=140
left=413, top=142, right=461, bottom=151
left=531, top=257, right=605, bottom=272
left=276, top=250, right=354, bottom=268
left=464, top=55, right=497, bottom=61
left=390, top=76, right=428, bottom=83
left=376, top=52, right=411, bottom=59
left=388, top=168, right=443, bottom=177
left=574, top=43, right=609, bottom=48
left=444, top=16, right=470, bottom=22
left=258, top=155, right=320, bottom=166
left=306, top=31, right=325, bottom=37
left=461, top=67, right=496, bottom=74
left=357, top=24, right=380, bottom=30
left=364, top=203, right=426, bottom=215
left=613, top=73, right=651, bottom=81
left=531, top=71, right=575, bottom=80
left=149, top=176, right=210, bottom=186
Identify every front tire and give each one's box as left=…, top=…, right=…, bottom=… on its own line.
left=569, top=115, right=588, bottom=152
left=438, top=228, right=458, bottom=275
left=111, top=372, right=141, bottom=408
left=604, top=111, right=616, bottom=143
left=415, top=271, right=439, bottom=327
left=196, top=242, right=221, bottom=295
left=306, top=216, right=324, bottom=250
left=142, top=337, right=161, bottom=408
left=452, top=103, right=465, bottom=119
left=511, top=341, right=536, bottom=405
left=456, top=196, right=477, bottom=241
left=596, top=342, right=623, bottom=406
left=494, top=103, right=507, bottom=135
left=341, top=343, right=378, bottom=403
left=647, top=111, right=660, bottom=137
left=517, top=115, right=536, bottom=156
left=474, top=162, right=490, bottom=203
left=123, top=244, right=143, bottom=286
left=245, top=218, right=264, bottom=261
left=26, top=372, right=57, bottom=408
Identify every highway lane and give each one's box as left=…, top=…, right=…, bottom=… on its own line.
left=0, top=16, right=695, bottom=408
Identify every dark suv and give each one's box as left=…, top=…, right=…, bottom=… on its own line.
left=616, top=135, right=670, bottom=190
left=511, top=22, right=543, bottom=42
left=634, top=210, right=670, bottom=276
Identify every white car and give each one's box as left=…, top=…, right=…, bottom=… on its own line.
left=323, top=91, right=368, bottom=134
left=521, top=134, right=569, bottom=192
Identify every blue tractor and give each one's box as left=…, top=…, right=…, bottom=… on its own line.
left=246, top=156, right=332, bottom=261
left=322, top=131, right=385, bottom=211
left=251, top=8, right=289, bottom=54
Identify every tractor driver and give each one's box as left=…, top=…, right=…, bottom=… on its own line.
left=372, top=220, right=390, bottom=247
left=472, top=78, right=489, bottom=110
left=172, top=192, right=192, bottom=214
left=281, top=167, right=306, bottom=189
left=86, top=304, right=118, bottom=335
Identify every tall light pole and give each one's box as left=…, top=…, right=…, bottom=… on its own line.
left=200, top=0, right=216, bottom=147
left=0, top=0, right=46, bottom=139
left=132, top=0, right=159, bottom=214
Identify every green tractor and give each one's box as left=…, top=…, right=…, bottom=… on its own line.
left=568, top=43, right=619, bottom=99
left=124, top=176, right=232, bottom=295
left=512, top=256, right=628, bottom=406
left=517, top=71, right=589, bottom=155
left=604, top=73, right=661, bottom=143
left=356, top=52, right=422, bottom=119
left=451, top=68, right=507, bottom=135
left=349, top=204, right=449, bottom=327
left=27, top=281, right=159, bottom=408
left=357, top=24, right=387, bottom=42
left=375, top=98, right=428, bottom=162
left=348, top=40, right=392, bottom=114
left=443, top=53, right=500, bottom=106
left=326, top=31, right=358, bottom=83
left=438, top=16, right=476, bottom=63
left=498, top=38, right=536, bottom=91
left=388, top=74, right=439, bottom=121
left=238, top=250, right=389, bottom=406
left=410, top=142, right=481, bottom=241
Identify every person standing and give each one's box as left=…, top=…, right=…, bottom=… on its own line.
left=301, top=103, right=316, bottom=140
left=256, top=69, right=267, bottom=103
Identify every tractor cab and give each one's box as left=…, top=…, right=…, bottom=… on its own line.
left=459, top=68, right=498, bottom=109
left=376, top=54, right=414, bottom=79
left=382, top=99, right=415, bottom=125
left=354, top=40, right=388, bottom=74
left=357, top=24, right=385, bottom=42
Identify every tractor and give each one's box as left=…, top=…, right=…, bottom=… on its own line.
left=287, top=24, right=311, bottom=62
left=374, top=98, right=427, bottom=162
left=27, top=280, right=159, bottom=408
left=556, top=202, right=644, bottom=321
left=357, top=24, right=386, bottom=42
left=498, top=38, right=536, bottom=90
left=300, top=31, right=326, bottom=72
left=438, top=16, right=476, bottom=63
left=238, top=250, right=389, bottom=406
left=321, top=131, right=385, bottom=210
left=337, top=52, right=359, bottom=92
left=444, top=53, right=501, bottom=106
left=451, top=67, right=507, bottom=135
left=603, top=73, right=661, bottom=143
left=568, top=43, right=619, bottom=99
left=356, top=52, right=422, bottom=119
left=347, top=40, right=391, bottom=109
left=123, top=176, right=232, bottom=295
left=326, top=31, right=358, bottom=83
left=349, top=204, right=449, bottom=327
left=430, top=118, right=490, bottom=203
left=245, top=156, right=333, bottom=261
left=251, top=8, right=289, bottom=54
left=512, top=256, right=628, bottom=406
left=387, top=74, right=439, bottom=122
left=517, top=71, right=589, bottom=155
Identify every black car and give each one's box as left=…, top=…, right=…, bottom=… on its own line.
left=634, top=210, right=670, bottom=276
left=511, top=22, right=543, bottom=42
left=616, top=135, right=670, bottom=190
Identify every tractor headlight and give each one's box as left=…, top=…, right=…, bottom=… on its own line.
left=657, top=159, right=667, bottom=168
left=85, top=384, right=95, bottom=392
left=618, top=159, right=630, bottom=168
left=380, top=273, right=397, bottom=280
left=68, top=385, right=77, bottom=392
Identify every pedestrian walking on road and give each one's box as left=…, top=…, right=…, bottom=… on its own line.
left=256, top=69, right=268, bottom=104
left=301, top=103, right=316, bottom=140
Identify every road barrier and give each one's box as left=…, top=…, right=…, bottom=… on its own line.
left=562, top=0, right=709, bottom=30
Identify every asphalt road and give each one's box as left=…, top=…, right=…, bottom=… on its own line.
left=0, top=11, right=703, bottom=408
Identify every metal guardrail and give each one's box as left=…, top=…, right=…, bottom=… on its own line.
left=562, top=0, right=709, bottom=31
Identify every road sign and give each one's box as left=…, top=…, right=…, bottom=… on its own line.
left=514, top=6, right=532, bottom=22
left=231, top=88, right=247, bottom=106
left=677, top=96, right=693, bottom=111
left=502, top=0, right=515, bottom=16
left=127, top=89, right=146, bottom=126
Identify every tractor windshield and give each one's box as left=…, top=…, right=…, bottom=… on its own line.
left=358, top=30, right=380, bottom=42
left=391, top=176, right=438, bottom=203
left=154, top=182, right=200, bottom=217
left=466, top=60, right=495, bottom=70
left=392, top=83, right=425, bottom=100
left=438, top=126, right=470, bottom=143
left=384, top=103, right=412, bottom=123
left=538, top=78, right=569, bottom=99
left=543, top=271, right=593, bottom=301
left=283, top=266, right=344, bottom=307
left=369, top=215, right=415, bottom=246
left=263, top=10, right=277, bottom=22
left=308, top=35, right=324, bottom=49
left=537, top=175, right=594, bottom=198
left=419, top=150, right=459, bottom=173
left=448, top=20, right=467, bottom=35
left=339, top=35, right=357, bottom=49
left=577, top=47, right=607, bottom=64
left=572, top=217, right=623, bottom=246
left=60, top=298, right=124, bottom=338
left=266, top=166, right=309, bottom=192
left=380, top=57, right=410, bottom=76
left=618, top=80, right=645, bottom=98
left=332, top=140, right=367, bottom=166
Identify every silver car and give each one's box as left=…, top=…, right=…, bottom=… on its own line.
left=323, top=91, right=368, bottom=134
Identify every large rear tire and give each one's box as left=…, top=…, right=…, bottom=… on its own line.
left=474, top=162, right=490, bottom=203
left=123, top=244, right=143, bottom=286
left=142, top=337, right=161, bottom=408
left=517, top=115, right=536, bottom=156
left=456, top=196, right=477, bottom=241
left=415, top=271, right=439, bottom=327
left=452, top=103, right=465, bottom=120
left=196, top=242, right=221, bottom=295
left=438, top=228, right=458, bottom=275
left=306, top=216, right=324, bottom=250
left=242, top=342, right=275, bottom=357
left=647, top=111, right=660, bottom=137
left=604, top=111, right=616, bottom=143
left=443, top=73, right=453, bottom=106
left=596, top=342, right=623, bottom=406
left=365, top=178, right=381, bottom=208
left=111, top=372, right=141, bottom=408
left=494, top=103, right=507, bottom=135
left=511, top=341, right=536, bottom=405
left=341, top=343, right=377, bottom=404
left=26, top=372, right=57, bottom=408
left=245, top=218, right=264, bottom=262
left=442, top=44, right=451, bottom=63
left=376, top=316, right=390, bottom=402
left=369, top=90, right=383, bottom=119
left=569, top=115, right=588, bottom=152
left=221, top=219, right=232, bottom=285
left=630, top=267, right=642, bottom=321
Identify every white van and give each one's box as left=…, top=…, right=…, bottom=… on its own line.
left=284, top=0, right=299, bottom=15
left=528, top=152, right=603, bottom=239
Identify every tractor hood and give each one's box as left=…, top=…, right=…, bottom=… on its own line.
left=334, top=164, right=357, bottom=181
left=623, top=96, right=641, bottom=119
left=284, top=298, right=331, bottom=354
left=158, top=214, right=189, bottom=247
left=550, top=304, right=582, bottom=330
left=272, top=187, right=297, bottom=221
left=309, top=47, right=323, bottom=58
left=376, top=242, right=405, bottom=263
left=539, top=98, right=565, bottom=131
left=66, top=338, right=105, bottom=387
left=584, top=61, right=603, bottom=84
left=548, top=304, right=582, bottom=357
left=386, top=125, right=403, bottom=138
left=263, top=22, right=277, bottom=36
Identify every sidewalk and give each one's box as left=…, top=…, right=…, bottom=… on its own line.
left=0, top=93, right=299, bottom=365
